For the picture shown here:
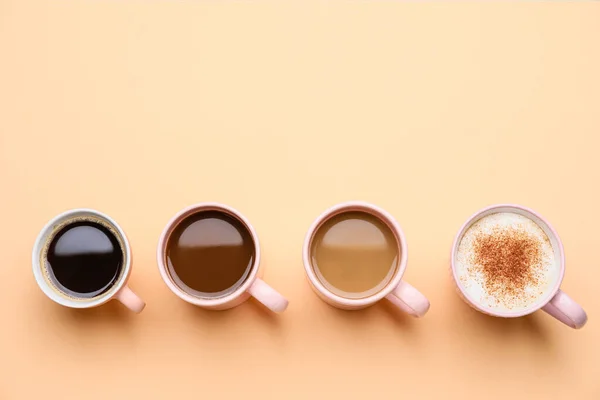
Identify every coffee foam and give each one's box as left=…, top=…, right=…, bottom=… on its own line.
left=40, top=216, right=127, bottom=302
left=455, top=212, right=559, bottom=313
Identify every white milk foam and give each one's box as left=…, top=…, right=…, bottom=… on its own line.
left=455, top=212, right=559, bottom=313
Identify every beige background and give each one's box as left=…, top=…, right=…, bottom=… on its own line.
left=1, top=2, right=599, bottom=399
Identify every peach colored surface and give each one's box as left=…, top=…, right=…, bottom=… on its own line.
left=1, top=2, right=599, bottom=399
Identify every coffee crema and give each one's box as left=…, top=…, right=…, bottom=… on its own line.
left=165, top=210, right=255, bottom=298
left=455, top=212, right=559, bottom=312
left=42, top=217, right=125, bottom=300
left=310, top=211, right=399, bottom=299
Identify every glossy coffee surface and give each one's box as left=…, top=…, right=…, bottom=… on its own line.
left=166, top=211, right=255, bottom=297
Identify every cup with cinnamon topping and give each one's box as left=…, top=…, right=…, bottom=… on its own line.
left=451, top=204, right=587, bottom=329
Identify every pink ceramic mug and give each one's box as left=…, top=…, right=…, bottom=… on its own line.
left=302, top=201, right=430, bottom=316
left=32, top=208, right=146, bottom=313
left=451, top=204, right=587, bottom=329
left=157, top=203, right=288, bottom=312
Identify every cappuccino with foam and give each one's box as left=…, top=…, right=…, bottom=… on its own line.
left=455, top=212, right=560, bottom=313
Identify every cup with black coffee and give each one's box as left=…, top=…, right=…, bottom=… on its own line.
left=32, top=209, right=145, bottom=313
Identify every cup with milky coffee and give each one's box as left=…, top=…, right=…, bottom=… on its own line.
left=32, top=209, right=146, bottom=313
left=157, top=203, right=288, bottom=313
left=451, top=204, right=587, bottom=329
left=302, top=201, right=430, bottom=316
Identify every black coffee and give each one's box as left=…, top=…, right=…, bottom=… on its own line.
left=44, top=218, right=124, bottom=298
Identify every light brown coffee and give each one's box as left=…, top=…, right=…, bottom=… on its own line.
left=165, top=210, right=255, bottom=298
left=310, top=211, right=399, bottom=299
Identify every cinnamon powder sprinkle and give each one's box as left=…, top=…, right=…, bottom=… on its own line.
left=469, top=227, right=544, bottom=307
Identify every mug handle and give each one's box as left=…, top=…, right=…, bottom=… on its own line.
left=116, top=286, right=146, bottom=313
left=542, top=290, right=587, bottom=329
left=385, top=281, right=430, bottom=317
left=248, top=278, right=289, bottom=313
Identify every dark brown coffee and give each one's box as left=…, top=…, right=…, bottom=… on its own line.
left=44, top=218, right=124, bottom=299
left=166, top=210, right=255, bottom=298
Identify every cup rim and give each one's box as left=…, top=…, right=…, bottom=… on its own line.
left=302, top=201, right=408, bottom=307
left=32, top=208, right=132, bottom=309
left=156, top=203, right=260, bottom=307
left=450, top=203, right=565, bottom=318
